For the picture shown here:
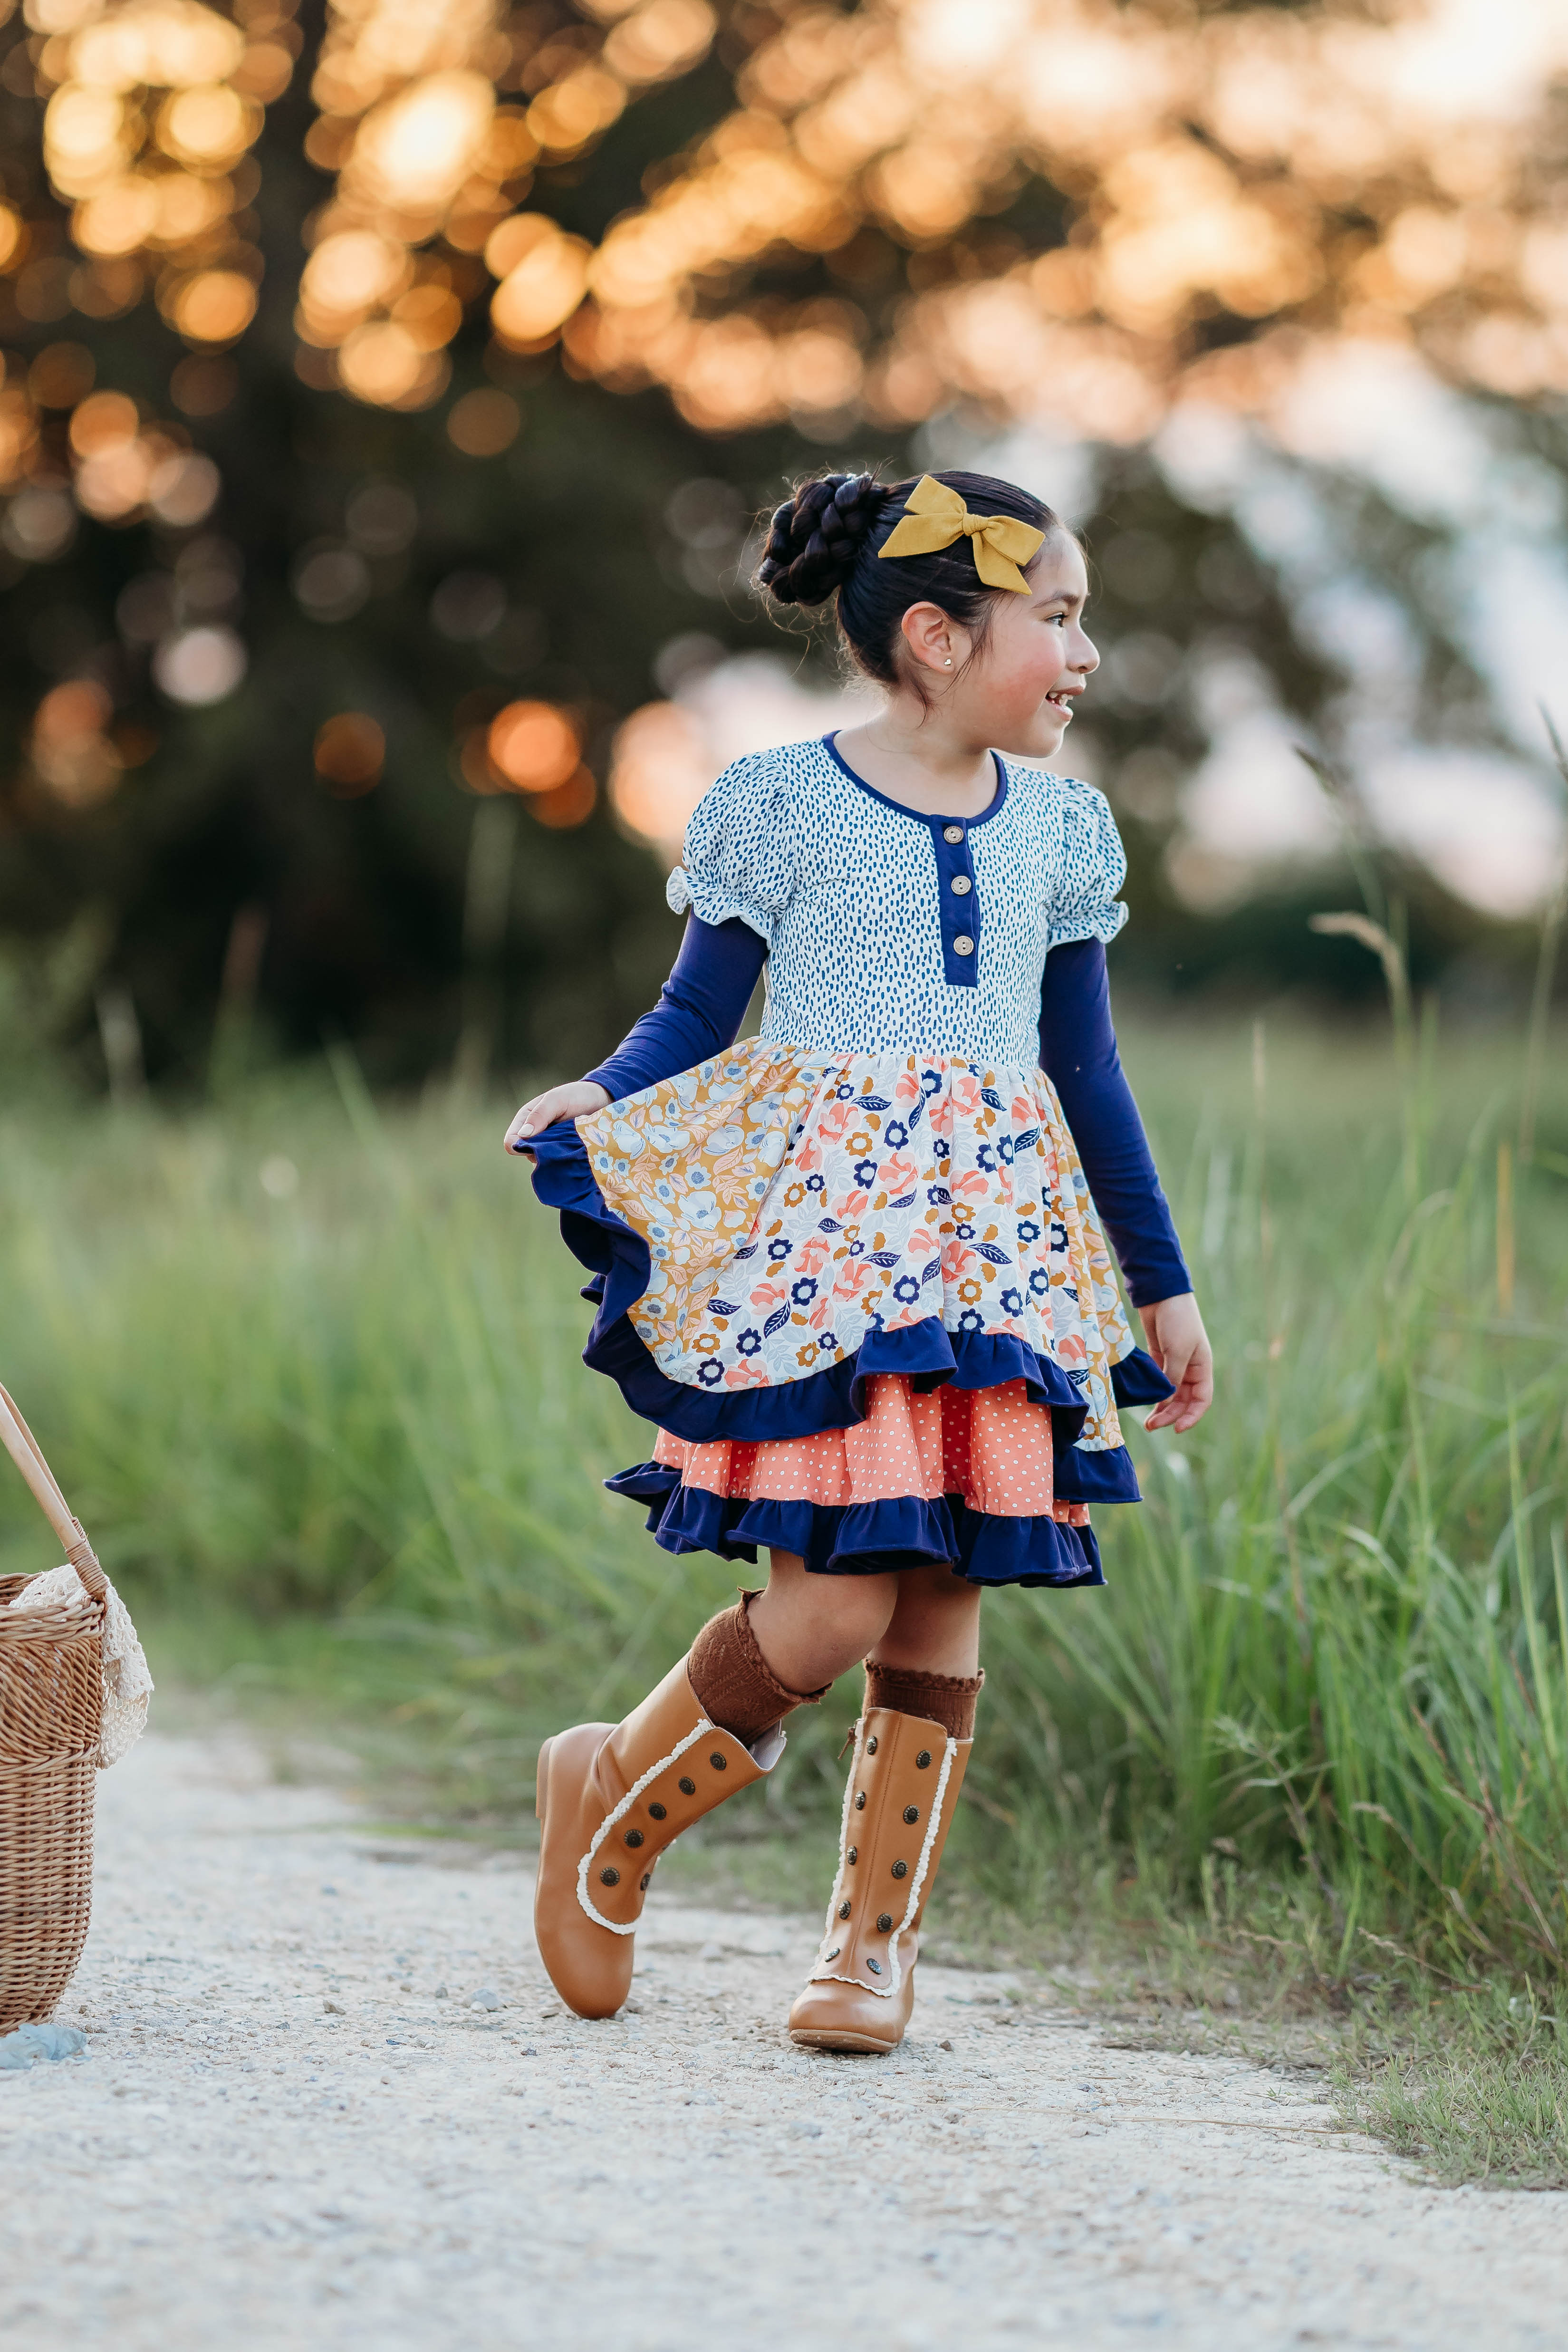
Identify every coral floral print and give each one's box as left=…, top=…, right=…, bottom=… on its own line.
left=654, top=1373, right=1091, bottom=1527
left=577, top=1039, right=1136, bottom=1459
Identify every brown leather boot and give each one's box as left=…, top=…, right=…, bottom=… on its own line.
left=787, top=1705, right=972, bottom=2054
left=533, top=1657, right=783, bottom=2019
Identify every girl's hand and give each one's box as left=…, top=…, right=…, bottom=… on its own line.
left=1137, top=1292, right=1213, bottom=1433
left=504, top=1081, right=611, bottom=1156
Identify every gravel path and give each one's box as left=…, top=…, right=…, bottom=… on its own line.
left=0, top=1731, right=1561, bottom=2350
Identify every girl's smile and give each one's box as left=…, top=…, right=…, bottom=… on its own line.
left=983, top=531, right=1099, bottom=757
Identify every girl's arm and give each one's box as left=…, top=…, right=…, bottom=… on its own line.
left=1038, top=939, right=1188, bottom=1305
left=506, top=916, right=766, bottom=1150
left=583, top=915, right=767, bottom=1102
left=1039, top=939, right=1212, bottom=1431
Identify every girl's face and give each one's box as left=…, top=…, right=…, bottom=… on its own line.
left=907, top=530, right=1099, bottom=759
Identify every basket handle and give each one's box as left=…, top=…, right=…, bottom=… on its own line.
left=0, top=1383, right=106, bottom=1601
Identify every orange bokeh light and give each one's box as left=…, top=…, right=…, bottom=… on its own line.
left=44, top=85, right=134, bottom=196
left=69, top=388, right=140, bottom=454
left=76, top=436, right=157, bottom=519
left=300, top=229, right=408, bottom=336
left=608, top=700, right=707, bottom=858
left=314, top=712, right=386, bottom=795
left=349, top=70, right=494, bottom=211
left=73, top=176, right=160, bottom=255
left=31, top=680, right=123, bottom=811
left=602, top=0, right=714, bottom=85
left=490, top=227, right=590, bottom=347
left=36, top=679, right=113, bottom=743
left=166, top=268, right=258, bottom=343
left=527, top=65, right=624, bottom=159
left=393, top=281, right=463, bottom=351
left=487, top=701, right=580, bottom=793
left=336, top=318, right=448, bottom=407
left=156, top=83, right=257, bottom=169
left=446, top=387, right=520, bottom=456
left=527, top=767, right=597, bottom=828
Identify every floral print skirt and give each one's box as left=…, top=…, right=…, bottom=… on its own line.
left=580, top=1039, right=1135, bottom=1436
left=531, top=1038, right=1170, bottom=1588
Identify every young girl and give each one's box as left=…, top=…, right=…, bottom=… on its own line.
left=508, top=469, right=1212, bottom=2053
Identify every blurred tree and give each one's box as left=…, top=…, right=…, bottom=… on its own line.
left=0, top=0, right=1560, bottom=1087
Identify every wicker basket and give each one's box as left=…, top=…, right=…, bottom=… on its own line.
left=0, top=1384, right=106, bottom=2033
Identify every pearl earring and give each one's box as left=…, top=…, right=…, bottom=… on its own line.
left=944, top=656, right=952, bottom=667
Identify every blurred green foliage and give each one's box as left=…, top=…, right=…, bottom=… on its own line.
left=3, top=1008, right=1568, bottom=1975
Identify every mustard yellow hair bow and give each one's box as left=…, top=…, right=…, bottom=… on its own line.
left=876, top=475, right=1046, bottom=595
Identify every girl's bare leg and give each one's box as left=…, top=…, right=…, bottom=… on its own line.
left=747, top=1549, right=900, bottom=1691
left=748, top=1553, right=982, bottom=1690
left=869, top=1562, right=982, bottom=1677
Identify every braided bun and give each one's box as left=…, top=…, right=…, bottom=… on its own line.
left=755, top=466, right=1058, bottom=691
left=756, top=472, right=888, bottom=607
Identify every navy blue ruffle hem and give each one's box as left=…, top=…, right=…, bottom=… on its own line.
left=605, top=1462, right=1106, bottom=1590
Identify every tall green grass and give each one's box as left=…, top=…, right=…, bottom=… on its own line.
left=0, top=1016, right=1565, bottom=1972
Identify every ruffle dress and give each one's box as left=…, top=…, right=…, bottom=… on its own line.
left=529, top=734, right=1175, bottom=1590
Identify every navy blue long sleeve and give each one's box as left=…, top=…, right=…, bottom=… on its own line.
left=583, top=917, right=1190, bottom=1309
left=583, top=915, right=765, bottom=1102
left=1039, top=939, right=1190, bottom=1308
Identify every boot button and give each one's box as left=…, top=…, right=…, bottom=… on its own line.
left=648, top=1802, right=667, bottom=1820
left=600, top=1867, right=620, bottom=1886
left=625, top=1829, right=644, bottom=1847
left=866, top=1735, right=878, bottom=1754
left=640, top=1873, right=651, bottom=1889
left=846, top=1846, right=857, bottom=1864
left=678, top=1776, right=696, bottom=1795
left=877, top=1911, right=893, bottom=1930
left=904, top=1806, right=919, bottom=1823
left=855, top=1792, right=866, bottom=1810
left=915, top=1750, right=932, bottom=1768
left=838, top=1901, right=851, bottom=1919
left=710, top=1752, right=727, bottom=1770
left=866, top=1957, right=883, bottom=1974
left=823, top=1946, right=840, bottom=1961
left=891, top=1860, right=908, bottom=1879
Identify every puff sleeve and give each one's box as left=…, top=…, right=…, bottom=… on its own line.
left=665, top=752, right=796, bottom=950
left=1047, top=777, right=1129, bottom=952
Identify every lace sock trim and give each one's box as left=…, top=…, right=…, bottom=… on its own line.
left=689, top=1594, right=828, bottom=1743
left=863, top=1662, right=983, bottom=1743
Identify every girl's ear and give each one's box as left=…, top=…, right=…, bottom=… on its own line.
left=900, top=600, right=962, bottom=674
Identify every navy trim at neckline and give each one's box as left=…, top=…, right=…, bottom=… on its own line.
left=822, top=734, right=1010, bottom=831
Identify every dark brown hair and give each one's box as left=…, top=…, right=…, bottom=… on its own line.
left=755, top=469, right=1060, bottom=687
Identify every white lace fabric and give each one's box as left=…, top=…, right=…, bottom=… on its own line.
left=10, top=1564, right=154, bottom=1766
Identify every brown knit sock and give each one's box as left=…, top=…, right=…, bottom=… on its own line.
left=688, top=1594, right=827, bottom=1745
left=864, top=1663, right=984, bottom=1743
